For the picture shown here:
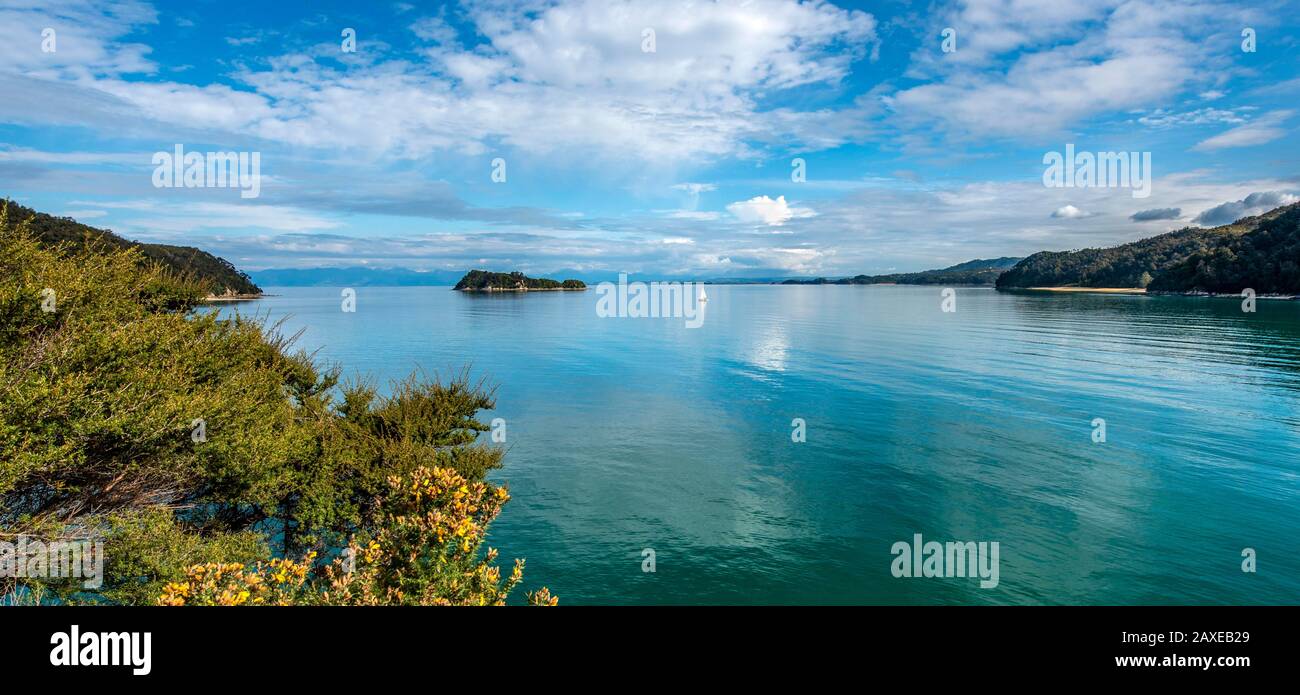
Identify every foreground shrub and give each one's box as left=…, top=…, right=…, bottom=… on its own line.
left=159, top=466, right=557, bottom=606
left=0, top=202, right=550, bottom=605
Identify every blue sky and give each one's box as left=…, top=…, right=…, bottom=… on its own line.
left=1, top=0, right=1298, bottom=278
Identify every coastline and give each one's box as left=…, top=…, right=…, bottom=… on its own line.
left=1147, top=290, right=1297, bottom=300
left=1013, top=287, right=1297, bottom=299
left=202, top=293, right=266, bottom=302
left=1025, top=287, right=1146, bottom=294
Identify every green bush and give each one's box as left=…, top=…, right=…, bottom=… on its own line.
left=0, top=203, right=546, bottom=605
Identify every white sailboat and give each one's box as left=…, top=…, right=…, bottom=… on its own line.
left=698, top=286, right=708, bottom=302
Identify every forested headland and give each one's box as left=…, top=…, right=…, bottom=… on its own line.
left=996, top=203, right=1300, bottom=293
left=2, top=200, right=261, bottom=297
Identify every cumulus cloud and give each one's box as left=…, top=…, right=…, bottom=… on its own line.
left=727, top=195, right=803, bottom=226
left=1051, top=204, right=1093, bottom=219
left=1130, top=207, right=1181, bottom=221
left=1192, top=192, right=1299, bottom=226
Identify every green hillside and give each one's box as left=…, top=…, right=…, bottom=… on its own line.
left=2, top=200, right=260, bottom=296
left=1148, top=205, right=1300, bottom=295
left=996, top=204, right=1297, bottom=290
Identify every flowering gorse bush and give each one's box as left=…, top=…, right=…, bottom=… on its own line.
left=158, top=467, right=556, bottom=606
left=158, top=556, right=314, bottom=606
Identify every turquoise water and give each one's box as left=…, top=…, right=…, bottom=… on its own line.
left=219, top=285, right=1300, bottom=604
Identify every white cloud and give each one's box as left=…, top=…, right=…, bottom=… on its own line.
left=92, top=78, right=277, bottom=133
left=1051, top=204, right=1093, bottom=219
left=727, top=195, right=806, bottom=226
left=82, top=199, right=343, bottom=235
left=1137, top=107, right=1246, bottom=128
left=471, top=0, right=876, bottom=93
left=745, top=246, right=829, bottom=272
left=1193, top=110, right=1292, bottom=151
left=0, top=0, right=157, bottom=78
left=1192, top=191, right=1298, bottom=226
left=4, top=0, right=880, bottom=164
left=889, top=0, right=1248, bottom=140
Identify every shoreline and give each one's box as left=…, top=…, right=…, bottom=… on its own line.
left=202, top=293, right=266, bottom=302
left=1011, top=287, right=1297, bottom=299
left=1024, top=286, right=1146, bottom=294
left=1147, top=290, right=1297, bottom=300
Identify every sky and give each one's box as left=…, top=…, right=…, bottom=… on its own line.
left=1, top=0, right=1298, bottom=279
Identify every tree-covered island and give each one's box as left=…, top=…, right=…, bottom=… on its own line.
left=454, top=270, right=586, bottom=292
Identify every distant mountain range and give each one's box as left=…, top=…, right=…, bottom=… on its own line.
left=252, top=267, right=773, bottom=286
left=2, top=200, right=260, bottom=296
left=780, top=257, right=1023, bottom=286
left=13, top=198, right=1299, bottom=298
left=997, top=202, right=1300, bottom=292
left=250, top=267, right=469, bottom=287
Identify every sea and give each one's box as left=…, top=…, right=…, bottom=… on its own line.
left=212, top=284, right=1300, bottom=604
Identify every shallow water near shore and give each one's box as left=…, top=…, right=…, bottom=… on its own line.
left=213, top=285, right=1300, bottom=604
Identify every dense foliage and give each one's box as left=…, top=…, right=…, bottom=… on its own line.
left=454, top=269, right=585, bottom=291
left=995, top=204, right=1297, bottom=290
left=782, top=257, right=1022, bottom=286
left=1, top=200, right=260, bottom=296
left=1148, top=205, right=1300, bottom=294
left=158, top=467, right=556, bottom=606
left=0, top=204, right=550, bottom=605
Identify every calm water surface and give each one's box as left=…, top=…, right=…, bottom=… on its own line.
left=218, top=285, right=1300, bottom=604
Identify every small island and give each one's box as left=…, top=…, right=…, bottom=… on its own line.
left=454, top=269, right=586, bottom=292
